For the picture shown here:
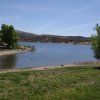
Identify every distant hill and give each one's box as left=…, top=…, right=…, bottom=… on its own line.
left=17, top=30, right=91, bottom=44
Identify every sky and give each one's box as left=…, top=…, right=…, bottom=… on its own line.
left=0, top=0, right=100, bottom=37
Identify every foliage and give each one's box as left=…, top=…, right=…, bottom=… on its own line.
left=0, top=30, right=2, bottom=42
left=91, top=24, right=100, bottom=59
left=0, top=24, right=18, bottom=49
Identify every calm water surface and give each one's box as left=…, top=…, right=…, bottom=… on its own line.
left=0, top=42, right=96, bottom=69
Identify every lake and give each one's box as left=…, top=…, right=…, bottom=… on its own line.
left=0, top=42, right=96, bottom=69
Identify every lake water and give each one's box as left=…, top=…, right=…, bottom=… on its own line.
left=0, top=42, right=96, bottom=69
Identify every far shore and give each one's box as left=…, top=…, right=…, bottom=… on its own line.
left=0, top=41, right=90, bottom=56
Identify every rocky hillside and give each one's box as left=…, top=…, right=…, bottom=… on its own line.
left=17, top=30, right=91, bottom=44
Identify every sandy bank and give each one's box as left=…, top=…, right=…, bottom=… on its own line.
left=0, top=60, right=100, bottom=73
left=0, top=61, right=100, bottom=74
left=0, top=47, right=33, bottom=56
left=0, top=64, right=86, bottom=74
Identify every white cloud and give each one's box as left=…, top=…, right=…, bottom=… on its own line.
left=35, top=2, right=99, bottom=32
left=71, top=2, right=99, bottom=13
left=4, top=4, right=67, bottom=12
left=4, top=0, right=99, bottom=12
left=54, top=20, right=100, bottom=33
left=35, top=17, right=69, bottom=32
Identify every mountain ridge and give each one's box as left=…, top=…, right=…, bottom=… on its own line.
left=17, top=30, right=91, bottom=44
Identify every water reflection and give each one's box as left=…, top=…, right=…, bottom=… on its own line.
left=0, top=54, right=16, bottom=69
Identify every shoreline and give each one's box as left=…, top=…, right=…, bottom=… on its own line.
left=0, top=61, right=100, bottom=73
left=22, top=41, right=91, bottom=45
left=0, top=64, right=82, bottom=73
left=0, top=46, right=34, bottom=56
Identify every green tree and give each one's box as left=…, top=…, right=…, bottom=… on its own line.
left=91, top=24, right=100, bottom=59
left=0, top=31, right=2, bottom=43
left=1, top=24, right=18, bottom=49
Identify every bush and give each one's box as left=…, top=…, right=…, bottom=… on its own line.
left=91, top=24, right=100, bottom=59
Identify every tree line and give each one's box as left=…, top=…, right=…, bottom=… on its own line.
left=0, top=24, right=18, bottom=49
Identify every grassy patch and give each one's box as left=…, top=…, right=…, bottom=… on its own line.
left=0, top=66, right=100, bottom=100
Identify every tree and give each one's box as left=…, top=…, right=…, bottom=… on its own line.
left=0, top=31, right=2, bottom=43
left=1, top=24, right=18, bottom=49
left=91, top=24, right=100, bottom=59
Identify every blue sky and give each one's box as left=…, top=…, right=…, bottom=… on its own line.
left=0, top=0, right=100, bottom=37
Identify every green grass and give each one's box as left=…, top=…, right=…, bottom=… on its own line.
left=0, top=66, right=100, bottom=100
